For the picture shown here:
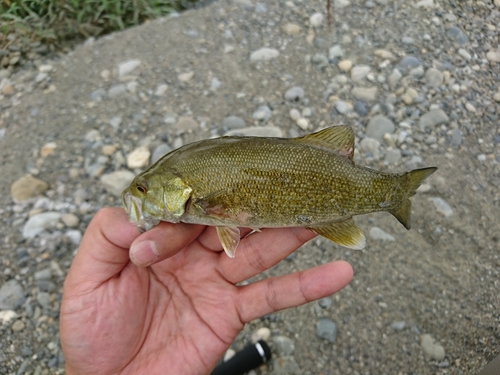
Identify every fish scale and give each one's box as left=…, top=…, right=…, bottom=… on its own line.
left=170, top=140, right=399, bottom=225
left=123, top=126, right=437, bottom=258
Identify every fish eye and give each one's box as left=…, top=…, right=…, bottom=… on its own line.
left=137, top=185, right=147, bottom=194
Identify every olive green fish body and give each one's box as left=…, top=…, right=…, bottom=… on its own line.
left=122, top=126, right=437, bottom=257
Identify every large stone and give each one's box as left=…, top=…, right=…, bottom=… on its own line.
left=22, top=212, right=62, bottom=239
left=421, top=334, right=445, bottom=360
left=425, top=68, right=443, bottom=87
left=151, top=143, right=172, bottom=164
left=429, top=197, right=453, bottom=217
left=11, top=175, right=48, bottom=202
left=174, top=116, right=199, bottom=134
left=351, top=65, right=371, bottom=83
left=446, top=26, right=469, bottom=45
left=273, top=336, right=295, bottom=356
left=366, top=115, right=395, bottom=140
left=419, top=109, right=449, bottom=131
left=272, top=356, right=302, bottom=375
left=0, top=280, right=24, bottom=310
left=100, top=170, right=136, bottom=197
left=486, top=50, right=500, bottom=63
left=352, top=87, right=378, bottom=102
left=127, top=146, right=151, bottom=169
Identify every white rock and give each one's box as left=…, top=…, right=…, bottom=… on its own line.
left=289, top=109, right=301, bottom=121
left=310, top=12, right=324, bottom=27
left=334, top=0, right=350, bottom=8
left=416, top=0, right=434, bottom=7
left=178, top=72, right=194, bottom=82
left=351, top=87, right=378, bottom=102
left=486, top=50, right=500, bottom=63
left=39, top=64, right=53, bottom=73
left=154, top=84, right=169, bottom=96
left=66, top=230, right=82, bottom=245
left=100, top=170, right=136, bottom=197
left=250, top=48, right=279, bottom=62
left=296, top=118, right=309, bottom=130
left=127, top=146, right=151, bottom=169
left=118, top=59, right=141, bottom=78
left=429, top=197, right=453, bottom=217
left=421, top=334, right=445, bottom=360
left=223, top=349, right=236, bottom=362
left=251, top=327, right=271, bottom=343
left=23, top=212, right=62, bottom=239
left=351, top=65, right=371, bottom=83
left=338, top=60, right=353, bottom=72
left=0, top=310, right=17, bottom=324
left=224, top=127, right=283, bottom=137
left=369, top=227, right=395, bottom=241
left=61, top=213, right=80, bottom=228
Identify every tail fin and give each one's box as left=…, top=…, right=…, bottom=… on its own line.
left=390, top=167, right=437, bottom=230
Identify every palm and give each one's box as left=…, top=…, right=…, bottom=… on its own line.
left=60, top=208, right=353, bottom=375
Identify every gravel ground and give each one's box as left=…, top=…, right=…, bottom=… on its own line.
left=0, top=0, right=499, bottom=374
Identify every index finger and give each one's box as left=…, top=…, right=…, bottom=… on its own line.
left=217, top=226, right=317, bottom=284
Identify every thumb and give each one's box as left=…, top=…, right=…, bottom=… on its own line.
left=64, top=207, right=141, bottom=291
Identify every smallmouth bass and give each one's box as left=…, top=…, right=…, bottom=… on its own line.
left=122, top=126, right=437, bottom=258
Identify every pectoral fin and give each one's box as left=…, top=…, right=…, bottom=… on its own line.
left=308, top=219, right=366, bottom=250
left=216, top=226, right=241, bottom=258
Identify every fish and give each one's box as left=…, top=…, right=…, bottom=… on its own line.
left=122, top=126, right=437, bottom=258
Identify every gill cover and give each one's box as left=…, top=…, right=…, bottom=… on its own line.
left=164, top=177, right=193, bottom=218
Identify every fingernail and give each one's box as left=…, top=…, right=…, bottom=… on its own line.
left=130, top=240, right=158, bottom=266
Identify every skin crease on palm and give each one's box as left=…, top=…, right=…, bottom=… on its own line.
left=59, top=207, right=353, bottom=375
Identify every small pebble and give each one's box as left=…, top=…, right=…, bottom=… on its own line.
left=253, top=106, right=272, bottom=121
left=251, top=327, right=271, bottom=343
left=296, top=118, right=309, bottom=130
left=100, top=170, right=135, bottom=197
left=250, top=48, right=279, bottom=62
left=178, top=72, right=194, bottom=82
left=284, top=87, right=305, bottom=101
left=338, top=60, right=353, bottom=72
left=11, top=175, right=48, bottom=202
left=61, top=213, right=80, bottom=228
left=273, top=336, right=295, bottom=356
left=369, top=227, right=395, bottom=241
left=310, top=12, right=324, bottom=27
left=127, top=146, right=151, bottom=169
left=421, top=334, right=445, bottom=360
left=11, top=320, right=25, bottom=332
left=118, top=59, right=141, bottom=78
left=316, top=318, right=337, bottom=343
left=289, top=109, right=301, bottom=121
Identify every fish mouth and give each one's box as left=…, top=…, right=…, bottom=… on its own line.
left=122, top=189, right=160, bottom=232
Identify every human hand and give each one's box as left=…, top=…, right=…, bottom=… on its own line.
left=60, top=207, right=353, bottom=375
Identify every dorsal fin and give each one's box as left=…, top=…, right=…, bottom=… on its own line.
left=294, top=125, right=355, bottom=160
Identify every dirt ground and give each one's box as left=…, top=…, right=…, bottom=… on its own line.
left=0, top=0, right=498, bottom=374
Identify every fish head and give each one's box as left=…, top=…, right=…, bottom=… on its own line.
left=122, top=172, right=193, bottom=231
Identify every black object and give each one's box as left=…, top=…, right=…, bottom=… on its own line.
left=210, top=340, right=271, bottom=375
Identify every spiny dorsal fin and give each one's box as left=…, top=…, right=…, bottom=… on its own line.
left=295, top=125, right=355, bottom=160
left=307, top=218, right=366, bottom=250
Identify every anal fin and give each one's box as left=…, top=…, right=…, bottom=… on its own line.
left=216, top=226, right=241, bottom=258
left=390, top=199, right=411, bottom=230
left=308, top=218, right=366, bottom=250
